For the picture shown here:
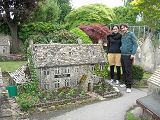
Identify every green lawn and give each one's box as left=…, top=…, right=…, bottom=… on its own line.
left=0, top=61, right=27, bottom=72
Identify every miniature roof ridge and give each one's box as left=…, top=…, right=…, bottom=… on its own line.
left=32, top=43, right=107, bottom=68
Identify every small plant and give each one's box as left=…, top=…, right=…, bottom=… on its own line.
left=98, top=86, right=102, bottom=92
left=79, top=90, right=85, bottom=98
left=66, top=93, right=71, bottom=99
left=52, top=89, right=58, bottom=94
left=38, top=90, right=46, bottom=98
left=46, top=94, right=51, bottom=100
left=105, top=88, right=108, bottom=92
left=70, top=90, right=75, bottom=96
left=58, top=91, right=65, bottom=98
left=55, top=97, right=59, bottom=101
left=43, top=98, right=47, bottom=103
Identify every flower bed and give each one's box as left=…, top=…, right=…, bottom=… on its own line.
left=93, top=81, right=117, bottom=97
left=0, top=55, right=27, bottom=62
left=16, top=86, right=91, bottom=112
left=38, top=87, right=90, bottom=103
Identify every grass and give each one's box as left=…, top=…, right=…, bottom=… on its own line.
left=0, top=61, right=27, bottom=72
left=127, top=112, right=139, bottom=120
left=143, top=72, right=152, bottom=78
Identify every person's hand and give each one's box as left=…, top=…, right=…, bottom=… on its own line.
left=130, top=55, right=135, bottom=59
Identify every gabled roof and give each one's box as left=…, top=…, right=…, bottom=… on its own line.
left=32, top=44, right=107, bottom=68
left=148, top=66, right=160, bottom=87
left=9, top=63, right=31, bottom=84
left=0, top=34, right=10, bottom=46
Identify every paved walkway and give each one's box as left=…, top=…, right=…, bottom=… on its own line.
left=47, top=87, right=147, bottom=120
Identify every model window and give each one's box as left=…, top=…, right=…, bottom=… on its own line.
left=43, top=68, right=49, bottom=75
left=91, top=66, right=95, bottom=71
left=75, top=68, right=78, bottom=72
left=3, top=49, right=5, bottom=53
left=55, top=80, right=60, bottom=89
left=65, top=67, right=70, bottom=74
left=55, top=68, right=60, bottom=75
left=100, top=65, right=103, bottom=71
left=65, top=79, right=70, bottom=87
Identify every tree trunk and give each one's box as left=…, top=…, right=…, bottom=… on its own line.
left=7, top=22, right=19, bottom=54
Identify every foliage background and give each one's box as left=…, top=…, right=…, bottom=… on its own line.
left=65, top=3, right=115, bottom=29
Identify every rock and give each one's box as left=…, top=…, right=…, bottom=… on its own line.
left=130, top=107, right=142, bottom=118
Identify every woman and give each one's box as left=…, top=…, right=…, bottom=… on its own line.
left=107, top=24, right=122, bottom=86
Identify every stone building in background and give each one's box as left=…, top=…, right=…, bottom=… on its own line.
left=31, top=42, right=107, bottom=92
left=0, top=34, right=10, bottom=56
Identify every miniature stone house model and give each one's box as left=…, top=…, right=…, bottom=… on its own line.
left=31, top=43, right=107, bottom=91
left=0, top=34, right=10, bottom=56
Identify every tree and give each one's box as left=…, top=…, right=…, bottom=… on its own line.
left=31, top=0, right=60, bottom=23
left=0, top=0, right=42, bottom=53
left=31, top=0, right=72, bottom=24
left=131, top=0, right=160, bottom=29
left=64, top=3, right=115, bottom=29
left=57, top=0, right=72, bottom=23
left=122, top=0, right=134, bottom=7
left=78, top=24, right=112, bottom=44
left=113, top=6, right=139, bottom=25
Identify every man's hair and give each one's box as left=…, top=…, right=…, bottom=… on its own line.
left=120, top=24, right=128, bottom=29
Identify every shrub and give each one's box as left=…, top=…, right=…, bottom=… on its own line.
left=132, top=64, right=144, bottom=81
left=78, top=24, right=112, bottom=44
left=46, top=30, right=79, bottom=44
left=24, top=34, right=49, bottom=52
left=16, top=93, right=39, bottom=112
left=18, top=22, right=65, bottom=41
left=70, top=28, right=92, bottom=44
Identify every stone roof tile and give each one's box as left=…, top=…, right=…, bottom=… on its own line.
left=148, top=66, right=160, bottom=87
left=32, top=44, right=107, bottom=68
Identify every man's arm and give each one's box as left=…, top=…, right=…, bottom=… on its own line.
left=130, top=32, right=138, bottom=59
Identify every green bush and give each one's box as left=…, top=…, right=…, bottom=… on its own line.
left=18, top=22, right=65, bottom=40
left=16, top=93, right=39, bottom=112
left=132, top=64, right=144, bottom=81
left=46, top=30, right=79, bottom=44
left=70, top=28, right=92, bottom=44
left=24, top=34, right=49, bottom=52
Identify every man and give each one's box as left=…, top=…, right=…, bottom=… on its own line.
left=120, top=24, right=138, bottom=93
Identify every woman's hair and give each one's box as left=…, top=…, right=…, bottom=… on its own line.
left=112, top=24, right=119, bottom=30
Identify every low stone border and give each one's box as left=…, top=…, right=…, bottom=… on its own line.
left=23, top=96, right=98, bottom=118
left=103, top=91, right=119, bottom=98
left=30, top=96, right=91, bottom=108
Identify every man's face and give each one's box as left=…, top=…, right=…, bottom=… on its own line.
left=121, top=26, right=128, bottom=34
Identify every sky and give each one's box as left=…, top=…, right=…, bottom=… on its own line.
left=71, top=0, right=124, bottom=9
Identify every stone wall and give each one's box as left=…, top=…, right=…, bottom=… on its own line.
left=0, top=34, right=10, bottom=56
left=37, top=64, right=105, bottom=91
left=135, top=34, right=160, bottom=73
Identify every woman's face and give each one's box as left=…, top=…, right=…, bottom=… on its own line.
left=112, top=26, right=119, bottom=34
